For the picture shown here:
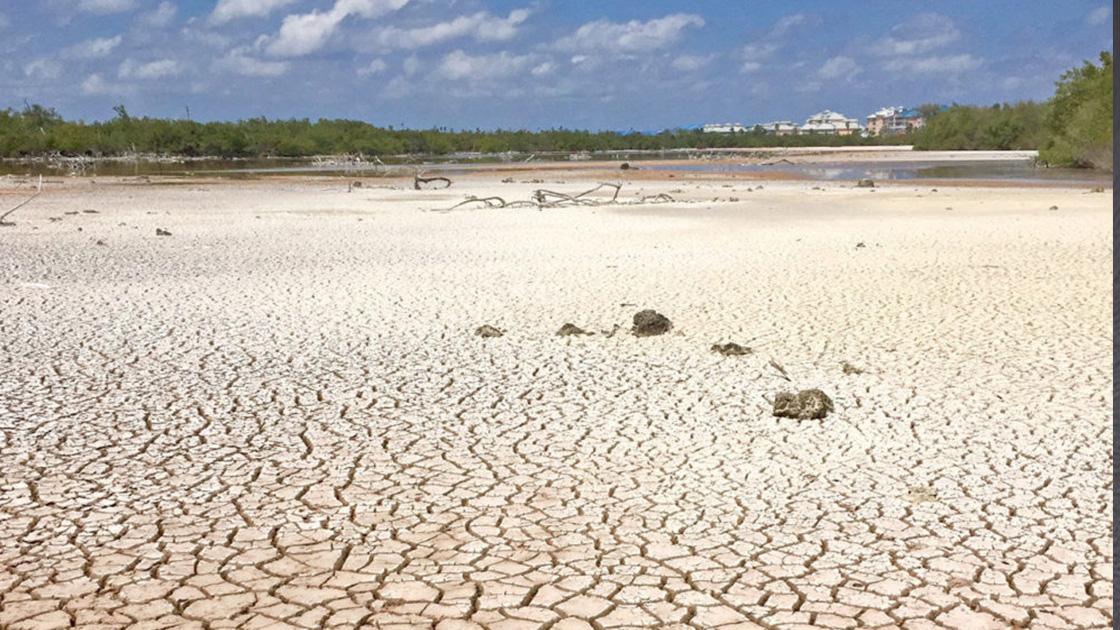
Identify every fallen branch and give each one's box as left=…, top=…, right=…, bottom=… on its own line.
left=0, top=175, right=42, bottom=226
left=414, top=173, right=452, bottom=190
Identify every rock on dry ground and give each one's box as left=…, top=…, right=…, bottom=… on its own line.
left=0, top=175, right=1112, bottom=629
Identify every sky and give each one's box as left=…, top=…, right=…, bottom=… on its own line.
left=1, top=1, right=1113, bottom=131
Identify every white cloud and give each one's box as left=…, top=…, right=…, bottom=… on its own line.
left=357, top=58, right=387, bottom=76
left=264, top=0, right=411, bottom=57
left=215, top=47, right=290, bottom=76
left=210, top=0, right=297, bottom=25
left=63, top=35, right=123, bottom=59
left=78, top=0, right=136, bottom=13
left=530, top=61, right=554, bottom=76
left=555, top=13, right=704, bottom=54
left=671, top=53, right=715, bottom=72
left=81, top=73, right=132, bottom=95
left=818, top=55, right=860, bottom=80
left=366, top=9, right=529, bottom=50
left=402, top=54, right=422, bottom=76
left=770, top=13, right=818, bottom=38
left=737, top=14, right=818, bottom=74
left=871, top=13, right=960, bottom=56
left=119, top=58, right=181, bottom=79
left=884, top=53, right=981, bottom=74
left=1087, top=6, right=1111, bottom=25
left=24, top=58, right=63, bottom=80
left=137, top=1, right=176, bottom=28
left=437, top=49, right=534, bottom=80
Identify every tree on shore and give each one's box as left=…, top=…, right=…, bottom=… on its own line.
left=1038, top=51, right=1112, bottom=170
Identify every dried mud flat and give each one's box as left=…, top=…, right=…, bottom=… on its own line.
left=0, top=174, right=1112, bottom=629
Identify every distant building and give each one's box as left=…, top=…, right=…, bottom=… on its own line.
left=757, top=121, right=799, bottom=136
left=701, top=122, right=747, bottom=133
left=800, top=110, right=861, bottom=135
left=865, top=106, right=924, bottom=136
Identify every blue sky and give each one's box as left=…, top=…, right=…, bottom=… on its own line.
left=2, top=1, right=1113, bottom=130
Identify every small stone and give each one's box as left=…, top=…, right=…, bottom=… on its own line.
left=855, top=242, right=866, bottom=248
left=557, top=323, right=590, bottom=336
left=475, top=325, right=504, bottom=338
left=711, top=342, right=751, bottom=356
left=841, top=361, right=864, bottom=375
left=1090, top=186, right=1104, bottom=193
left=351, top=181, right=362, bottom=188
left=772, top=389, right=834, bottom=420
left=620, top=162, right=631, bottom=170
left=95, top=239, right=107, bottom=246
left=632, top=310, right=672, bottom=337
left=856, top=179, right=875, bottom=188
left=907, top=486, right=938, bottom=503
left=155, top=228, right=172, bottom=236
left=1048, top=205, right=1058, bottom=210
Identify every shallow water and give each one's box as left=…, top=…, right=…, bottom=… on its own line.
left=644, top=159, right=1111, bottom=185
left=1, top=155, right=1110, bottom=185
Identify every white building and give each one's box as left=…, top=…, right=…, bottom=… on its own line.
left=756, top=121, right=799, bottom=136
left=799, top=110, right=861, bottom=136
left=701, top=122, right=748, bottom=133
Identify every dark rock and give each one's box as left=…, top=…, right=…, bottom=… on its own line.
left=855, top=242, right=866, bottom=249
left=557, top=323, right=590, bottom=336
left=351, top=181, right=363, bottom=188
left=620, top=162, right=631, bottom=170
left=1048, top=205, right=1058, bottom=210
left=82, top=209, right=99, bottom=214
left=475, top=325, right=504, bottom=338
left=856, top=179, right=875, bottom=188
left=772, top=389, right=834, bottom=420
left=95, top=239, right=107, bottom=246
left=156, top=228, right=172, bottom=236
left=632, top=310, right=672, bottom=337
left=711, top=342, right=752, bottom=356
left=841, top=361, right=864, bottom=375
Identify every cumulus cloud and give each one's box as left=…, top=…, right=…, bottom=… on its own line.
left=871, top=13, right=960, bottom=56
left=78, top=0, right=136, bottom=13
left=884, top=53, right=981, bottom=74
left=25, top=58, right=63, bottom=80
left=357, top=58, right=388, bottom=76
left=119, top=58, right=181, bottom=79
left=555, top=14, right=704, bottom=54
left=137, top=1, right=177, bottom=28
left=62, top=35, right=123, bottom=59
left=215, top=47, right=290, bottom=76
left=210, top=0, right=297, bottom=25
left=670, top=54, right=715, bottom=72
left=817, top=55, right=860, bottom=80
left=738, top=13, right=819, bottom=74
left=1087, top=6, right=1111, bottom=25
left=437, top=49, right=534, bottom=80
left=264, top=0, right=411, bottom=57
left=81, top=73, right=133, bottom=95
left=366, top=9, right=530, bottom=50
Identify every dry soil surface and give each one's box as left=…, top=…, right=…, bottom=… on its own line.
left=0, top=174, right=1112, bottom=629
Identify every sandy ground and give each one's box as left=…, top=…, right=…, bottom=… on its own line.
left=0, top=170, right=1112, bottom=630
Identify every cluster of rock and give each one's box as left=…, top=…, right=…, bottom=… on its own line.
left=477, top=309, right=840, bottom=421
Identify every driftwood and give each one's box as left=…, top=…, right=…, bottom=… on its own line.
left=0, top=175, right=42, bottom=226
left=433, top=182, right=677, bottom=213
left=414, top=173, right=452, bottom=190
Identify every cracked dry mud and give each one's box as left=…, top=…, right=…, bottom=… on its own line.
left=0, top=177, right=1112, bottom=629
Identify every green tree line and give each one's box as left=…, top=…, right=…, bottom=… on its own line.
left=0, top=106, right=898, bottom=159
left=911, top=51, right=1112, bottom=169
